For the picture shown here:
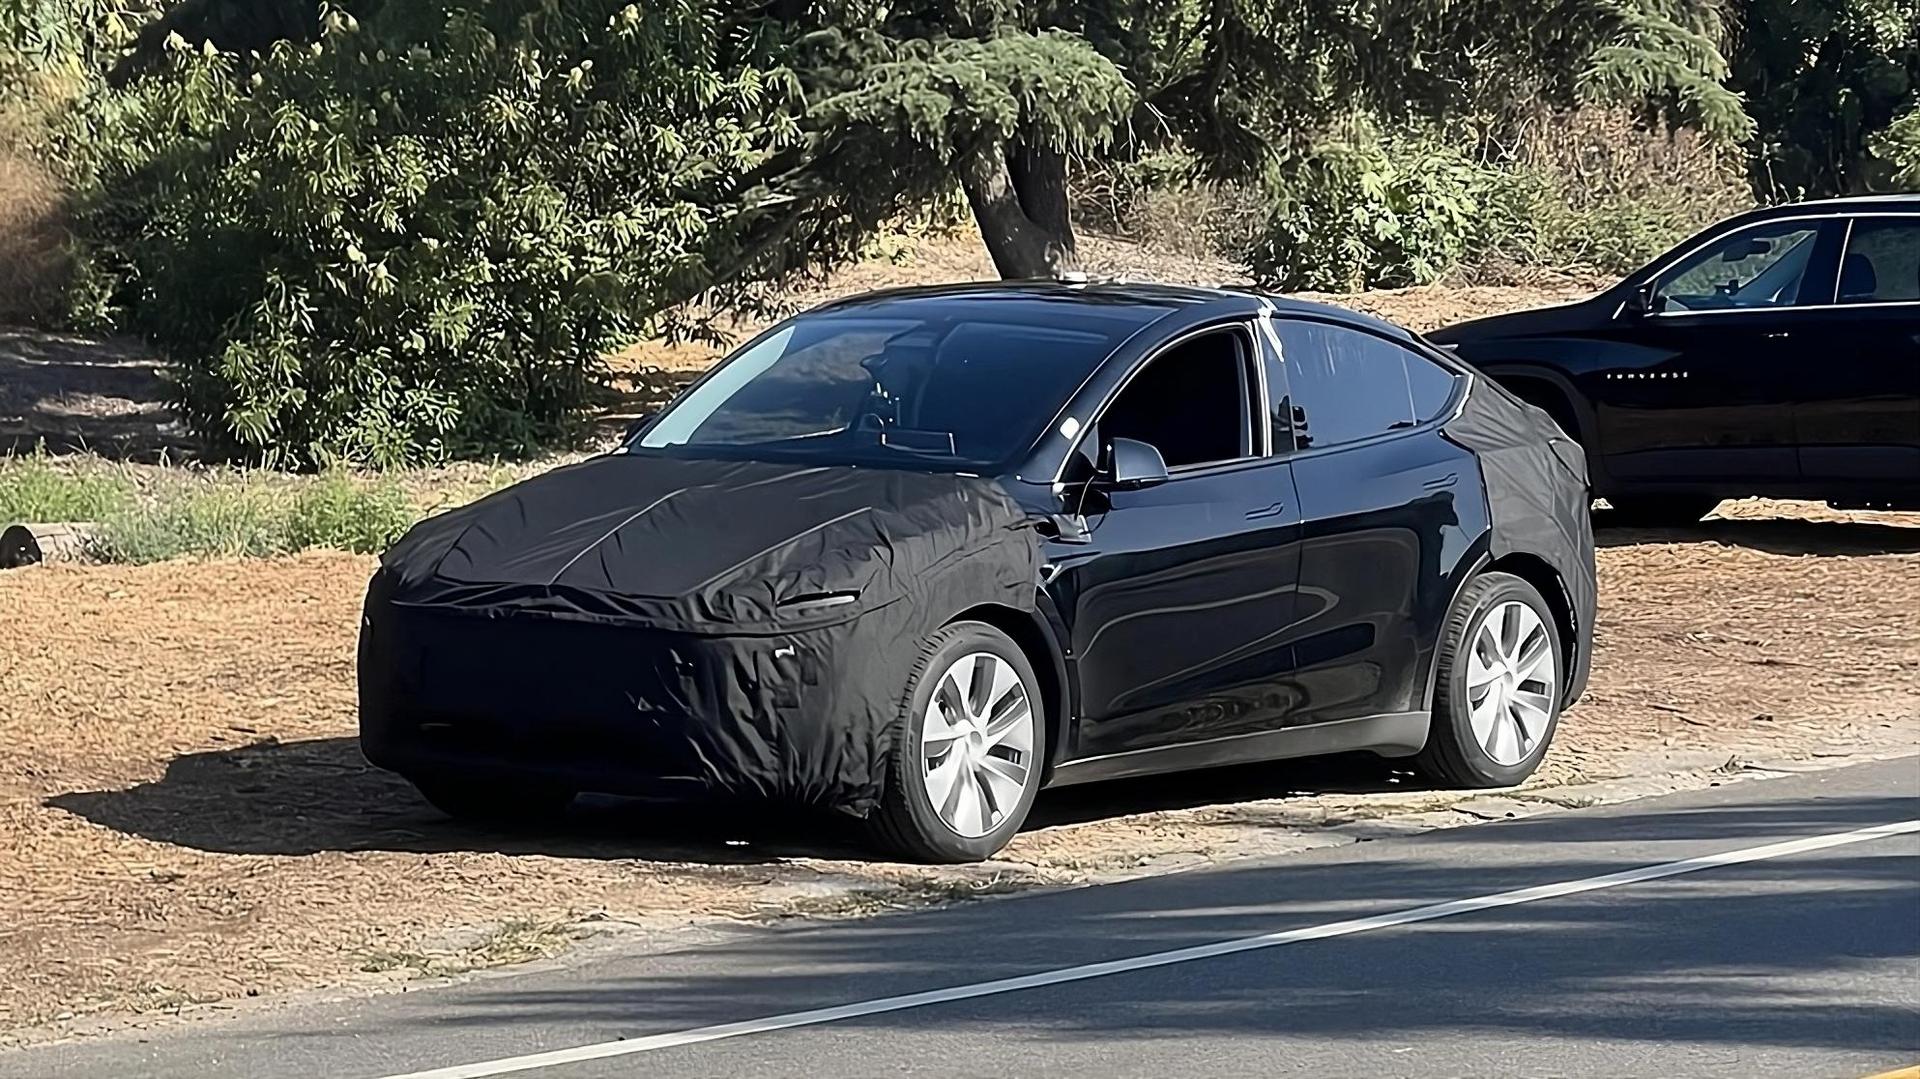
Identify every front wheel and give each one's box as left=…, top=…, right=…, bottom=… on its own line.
left=868, top=622, right=1045, bottom=863
left=1416, top=571, right=1563, bottom=789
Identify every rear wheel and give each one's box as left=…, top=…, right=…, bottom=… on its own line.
left=1417, top=571, right=1563, bottom=789
left=1601, top=495, right=1721, bottom=527
left=869, top=622, right=1044, bottom=863
left=410, top=774, right=576, bottom=826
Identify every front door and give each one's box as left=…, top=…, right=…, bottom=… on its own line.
left=1042, top=324, right=1307, bottom=760
left=1591, top=218, right=1836, bottom=486
left=1048, top=463, right=1304, bottom=758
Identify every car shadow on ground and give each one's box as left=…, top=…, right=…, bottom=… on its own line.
left=47, top=737, right=1413, bottom=864
left=1593, top=514, right=1920, bottom=555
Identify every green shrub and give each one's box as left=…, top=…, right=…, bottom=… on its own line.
left=1244, top=110, right=1751, bottom=291
left=1248, top=123, right=1533, bottom=291
left=0, top=452, right=132, bottom=521
left=58, top=2, right=797, bottom=468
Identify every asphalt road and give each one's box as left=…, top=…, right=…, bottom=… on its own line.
left=6, top=757, right=1917, bottom=1079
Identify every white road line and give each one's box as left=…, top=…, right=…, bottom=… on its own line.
left=380, top=819, right=1920, bottom=1079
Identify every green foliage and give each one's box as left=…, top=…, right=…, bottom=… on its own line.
left=1248, top=125, right=1533, bottom=291
left=61, top=1, right=803, bottom=468
left=1875, top=105, right=1920, bottom=186
left=0, top=451, right=133, bottom=521
left=26, top=0, right=1793, bottom=467
left=1732, top=0, right=1920, bottom=196
left=1245, top=111, right=1752, bottom=291
left=90, top=469, right=415, bottom=562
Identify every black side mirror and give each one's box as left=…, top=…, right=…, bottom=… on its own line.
left=1102, top=437, right=1170, bottom=490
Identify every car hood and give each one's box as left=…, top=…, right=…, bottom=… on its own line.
left=371, top=453, right=1038, bottom=634
left=1426, top=293, right=1618, bottom=346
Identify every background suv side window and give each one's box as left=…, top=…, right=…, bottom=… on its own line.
left=1652, top=222, right=1820, bottom=312
left=1837, top=219, right=1920, bottom=304
left=1272, top=321, right=1452, bottom=450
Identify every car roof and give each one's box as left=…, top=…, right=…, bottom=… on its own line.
left=1755, top=194, right=1920, bottom=216
left=804, top=279, right=1423, bottom=345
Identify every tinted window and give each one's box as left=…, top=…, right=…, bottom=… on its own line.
left=1272, top=321, right=1416, bottom=450
left=1092, top=329, right=1253, bottom=469
left=1653, top=222, right=1820, bottom=312
left=638, top=313, right=1128, bottom=468
left=1838, top=219, right=1920, bottom=303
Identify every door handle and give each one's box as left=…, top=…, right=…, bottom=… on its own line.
left=1421, top=472, right=1459, bottom=490
left=1244, top=502, right=1286, bottom=520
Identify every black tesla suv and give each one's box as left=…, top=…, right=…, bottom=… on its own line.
left=361, top=282, right=1595, bottom=861
left=1429, top=195, right=1920, bottom=523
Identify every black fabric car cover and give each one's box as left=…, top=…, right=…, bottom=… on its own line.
left=1443, top=382, right=1599, bottom=702
left=359, top=454, right=1041, bottom=815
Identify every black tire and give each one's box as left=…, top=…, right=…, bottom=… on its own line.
left=410, top=773, right=576, bottom=826
left=1601, top=495, right=1721, bottom=527
left=868, top=621, right=1046, bottom=863
left=1416, top=571, right=1564, bottom=789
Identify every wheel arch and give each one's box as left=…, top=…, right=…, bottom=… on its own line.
left=947, top=603, right=1072, bottom=784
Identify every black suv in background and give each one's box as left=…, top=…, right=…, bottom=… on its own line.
left=1430, top=196, right=1920, bottom=523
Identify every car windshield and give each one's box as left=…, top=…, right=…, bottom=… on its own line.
left=635, top=308, right=1147, bottom=469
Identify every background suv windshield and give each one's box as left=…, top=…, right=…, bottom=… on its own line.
left=637, top=309, right=1143, bottom=469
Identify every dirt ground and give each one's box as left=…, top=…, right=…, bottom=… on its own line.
left=2, top=499, right=1915, bottom=1039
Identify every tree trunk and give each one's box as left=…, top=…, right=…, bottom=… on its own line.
left=959, top=141, right=1079, bottom=279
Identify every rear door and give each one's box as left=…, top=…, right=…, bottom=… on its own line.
left=1792, top=215, right=1920, bottom=490
left=1592, top=218, right=1836, bottom=486
left=1270, top=317, right=1483, bottom=726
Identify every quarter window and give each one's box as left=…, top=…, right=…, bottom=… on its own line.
left=1837, top=219, right=1920, bottom=304
left=1652, top=222, right=1820, bottom=312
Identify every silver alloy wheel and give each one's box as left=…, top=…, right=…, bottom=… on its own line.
left=1466, top=600, right=1557, bottom=767
left=920, top=651, right=1036, bottom=838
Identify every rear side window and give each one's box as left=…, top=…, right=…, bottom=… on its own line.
left=1838, top=219, right=1920, bottom=303
left=1273, top=320, right=1452, bottom=450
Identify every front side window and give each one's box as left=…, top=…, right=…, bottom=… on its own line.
left=637, top=311, right=1139, bottom=469
left=1272, top=321, right=1420, bottom=450
left=1837, top=219, right=1920, bottom=303
left=1652, top=222, right=1820, bottom=312
left=1078, top=328, right=1257, bottom=472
